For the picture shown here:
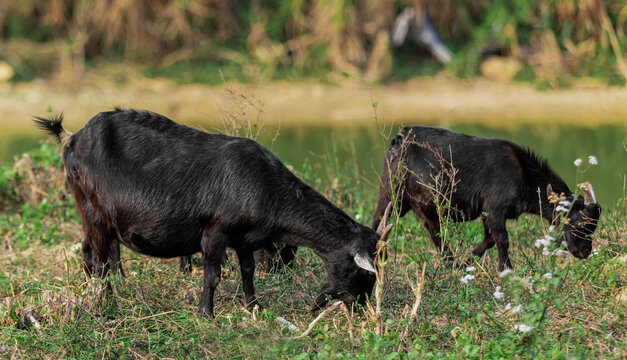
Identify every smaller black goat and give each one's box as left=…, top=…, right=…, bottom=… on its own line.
left=372, top=126, right=601, bottom=270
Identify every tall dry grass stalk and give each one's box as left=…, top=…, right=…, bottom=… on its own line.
left=213, top=84, right=268, bottom=140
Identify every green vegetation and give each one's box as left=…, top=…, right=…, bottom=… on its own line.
left=1, top=140, right=625, bottom=358
left=0, top=1, right=625, bottom=86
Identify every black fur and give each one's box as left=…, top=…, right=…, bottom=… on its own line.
left=37, top=108, right=379, bottom=317
left=372, top=126, right=601, bottom=270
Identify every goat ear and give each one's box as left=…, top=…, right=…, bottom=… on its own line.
left=354, top=253, right=376, bottom=273
left=579, top=182, right=597, bottom=205
left=546, top=184, right=554, bottom=198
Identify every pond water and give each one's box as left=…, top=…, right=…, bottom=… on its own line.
left=1, top=122, right=625, bottom=208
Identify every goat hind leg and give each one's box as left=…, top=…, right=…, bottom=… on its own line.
left=471, top=218, right=496, bottom=258
left=198, top=232, right=228, bottom=317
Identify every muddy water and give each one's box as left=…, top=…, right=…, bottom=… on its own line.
left=2, top=122, right=625, bottom=207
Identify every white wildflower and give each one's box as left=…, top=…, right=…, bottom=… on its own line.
left=588, top=155, right=598, bottom=165
left=499, top=268, right=514, bottom=278
left=514, top=324, right=534, bottom=333
left=574, top=158, right=582, bottom=167
left=542, top=272, right=552, bottom=279
left=555, top=205, right=569, bottom=213
left=465, top=266, right=476, bottom=272
left=553, top=249, right=570, bottom=256
left=558, top=200, right=571, bottom=208
left=548, top=225, right=556, bottom=232
left=460, top=274, right=475, bottom=284
left=535, top=234, right=555, bottom=248
left=504, top=303, right=512, bottom=311
left=355, top=214, right=362, bottom=221
left=512, top=305, right=523, bottom=314
left=493, top=286, right=505, bottom=300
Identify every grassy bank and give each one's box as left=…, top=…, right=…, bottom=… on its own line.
left=0, top=141, right=625, bottom=358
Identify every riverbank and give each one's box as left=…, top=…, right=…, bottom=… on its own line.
left=1, top=70, right=626, bottom=134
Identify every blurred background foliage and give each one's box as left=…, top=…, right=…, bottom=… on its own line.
left=0, top=0, right=625, bottom=86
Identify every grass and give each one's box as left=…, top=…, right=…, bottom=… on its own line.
left=0, top=140, right=626, bottom=359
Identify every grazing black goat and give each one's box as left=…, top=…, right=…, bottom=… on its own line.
left=35, top=108, right=392, bottom=317
left=372, top=126, right=601, bottom=270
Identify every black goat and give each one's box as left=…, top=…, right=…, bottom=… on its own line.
left=372, top=126, right=601, bottom=270
left=35, top=108, right=392, bottom=317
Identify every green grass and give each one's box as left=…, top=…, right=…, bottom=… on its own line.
left=1, top=142, right=625, bottom=359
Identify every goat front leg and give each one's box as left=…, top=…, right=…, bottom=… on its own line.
left=109, top=239, right=125, bottom=277
left=235, top=248, right=262, bottom=312
left=419, top=206, right=454, bottom=262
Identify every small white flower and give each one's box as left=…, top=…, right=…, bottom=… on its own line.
left=548, top=225, right=556, bottom=232
left=574, top=158, right=583, bottom=167
left=558, top=200, right=571, bottom=208
left=465, top=266, right=476, bottom=272
left=355, top=214, right=362, bottom=221
left=535, top=234, right=555, bottom=248
left=588, top=155, right=598, bottom=165
left=460, top=274, right=475, bottom=284
left=504, top=303, right=512, bottom=311
left=512, top=304, right=523, bottom=314
left=555, top=205, right=569, bottom=213
left=493, top=286, right=505, bottom=300
left=514, top=324, right=534, bottom=333
left=553, top=249, right=570, bottom=256
left=499, top=269, right=514, bottom=278
left=542, top=272, right=552, bottom=279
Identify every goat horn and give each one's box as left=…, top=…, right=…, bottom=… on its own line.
left=378, top=224, right=393, bottom=244
left=580, top=182, right=597, bottom=205
left=376, top=202, right=393, bottom=234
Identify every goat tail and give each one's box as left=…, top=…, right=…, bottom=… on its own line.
left=33, top=113, right=73, bottom=147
